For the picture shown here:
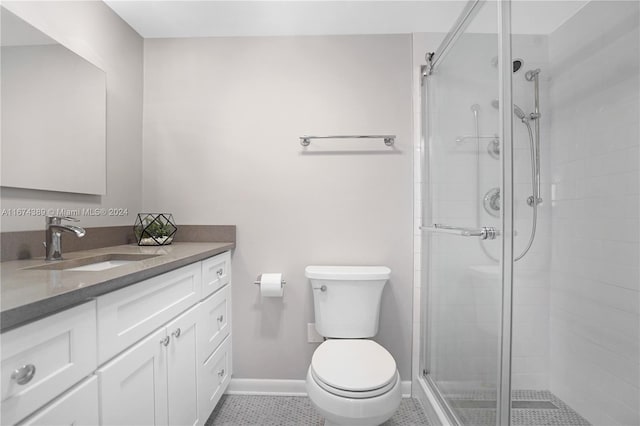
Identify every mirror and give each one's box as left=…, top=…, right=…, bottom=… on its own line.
left=1, top=7, right=106, bottom=195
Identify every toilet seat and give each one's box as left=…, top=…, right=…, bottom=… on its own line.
left=310, top=340, right=397, bottom=399
left=311, top=368, right=399, bottom=399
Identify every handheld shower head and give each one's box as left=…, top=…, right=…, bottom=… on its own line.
left=491, top=99, right=528, bottom=122
left=513, top=104, right=527, bottom=121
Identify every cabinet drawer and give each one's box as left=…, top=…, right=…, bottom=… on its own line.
left=198, top=335, right=231, bottom=423
left=97, top=262, right=201, bottom=364
left=201, top=251, right=231, bottom=298
left=18, top=376, right=99, bottom=426
left=198, top=286, right=231, bottom=364
left=1, top=302, right=97, bottom=426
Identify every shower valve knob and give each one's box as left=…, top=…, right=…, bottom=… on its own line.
left=480, top=227, right=498, bottom=240
left=527, top=196, right=543, bottom=207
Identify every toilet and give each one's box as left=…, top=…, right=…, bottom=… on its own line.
left=304, top=265, right=401, bottom=426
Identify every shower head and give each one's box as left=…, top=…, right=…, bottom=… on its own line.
left=491, top=99, right=528, bottom=122
left=490, top=57, right=524, bottom=73
left=513, top=104, right=527, bottom=120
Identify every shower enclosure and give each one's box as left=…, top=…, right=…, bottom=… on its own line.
left=418, top=1, right=639, bottom=425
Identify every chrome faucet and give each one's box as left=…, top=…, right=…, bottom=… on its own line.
left=45, top=216, right=86, bottom=261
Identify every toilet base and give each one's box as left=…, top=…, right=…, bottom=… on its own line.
left=306, top=368, right=401, bottom=426
left=323, top=420, right=376, bottom=426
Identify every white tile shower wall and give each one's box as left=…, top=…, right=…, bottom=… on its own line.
left=548, top=2, right=640, bottom=425
left=0, top=1, right=143, bottom=232
left=412, top=31, right=551, bottom=392
left=142, top=35, right=414, bottom=381
left=511, top=34, right=552, bottom=391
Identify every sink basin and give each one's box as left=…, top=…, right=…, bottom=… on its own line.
left=27, top=253, right=161, bottom=272
left=64, top=260, right=139, bottom=272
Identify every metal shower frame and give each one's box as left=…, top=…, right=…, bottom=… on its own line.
left=419, top=1, right=515, bottom=425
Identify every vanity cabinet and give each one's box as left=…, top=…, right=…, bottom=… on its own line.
left=1, top=249, right=232, bottom=426
left=97, top=252, right=232, bottom=425
left=98, top=302, right=203, bottom=426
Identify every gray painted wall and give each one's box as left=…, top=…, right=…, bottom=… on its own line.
left=0, top=1, right=143, bottom=232
left=142, top=34, right=414, bottom=380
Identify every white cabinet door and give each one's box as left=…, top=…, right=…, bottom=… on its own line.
left=198, top=286, right=231, bottom=364
left=18, top=376, right=99, bottom=426
left=1, top=301, right=97, bottom=426
left=97, top=328, right=168, bottom=426
left=165, top=305, right=200, bottom=426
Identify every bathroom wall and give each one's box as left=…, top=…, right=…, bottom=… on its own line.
left=0, top=1, right=143, bottom=232
left=142, top=35, right=414, bottom=380
left=548, top=2, right=640, bottom=424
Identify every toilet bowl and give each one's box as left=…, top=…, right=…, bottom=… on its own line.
left=304, top=266, right=401, bottom=426
left=305, top=339, right=401, bottom=426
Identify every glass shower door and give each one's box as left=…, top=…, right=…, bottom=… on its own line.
left=421, top=1, right=507, bottom=424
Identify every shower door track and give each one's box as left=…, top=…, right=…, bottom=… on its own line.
left=420, top=374, right=464, bottom=426
left=427, top=0, right=483, bottom=74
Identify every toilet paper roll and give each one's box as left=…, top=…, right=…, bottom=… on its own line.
left=260, top=273, right=284, bottom=297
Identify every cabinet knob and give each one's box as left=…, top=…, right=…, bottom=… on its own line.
left=172, top=328, right=181, bottom=338
left=216, top=268, right=224, bottom=277
left=160, top=336, right=170, bottom=346
left=217, top=315, right=224, bottom=323
left=217, top=368, right=225, bottom=377
left=11, top=364, right=36, bottom=385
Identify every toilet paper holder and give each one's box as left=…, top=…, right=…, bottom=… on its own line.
left=253, top=274, right=286, bottom=286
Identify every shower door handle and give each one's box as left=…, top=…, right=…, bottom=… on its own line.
left=421, top=224, right=500, bottom=240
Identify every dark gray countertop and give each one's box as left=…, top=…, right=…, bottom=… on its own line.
left=1, top=242, right=234, bottom=331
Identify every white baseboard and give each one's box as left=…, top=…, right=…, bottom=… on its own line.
left=227, top=379, right=413, bottom=398
left=227, top=379, right=308, bottom=396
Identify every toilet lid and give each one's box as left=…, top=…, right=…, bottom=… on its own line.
left=311, top=340, right=397, bottom=392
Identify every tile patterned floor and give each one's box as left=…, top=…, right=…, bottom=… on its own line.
left=205, top=395, right=430, bottom=426
left=206, top=390, right=591, bottom=426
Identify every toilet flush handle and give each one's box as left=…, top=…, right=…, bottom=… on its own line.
left=315, top=285, right=327, bottom=292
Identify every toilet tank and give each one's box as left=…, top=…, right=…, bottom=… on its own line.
left=305, top=265, right=391, bottom=338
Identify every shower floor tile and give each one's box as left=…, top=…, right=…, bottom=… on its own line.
left=512, top=390, right=591, bottom=426
left=205, top=395, right=430, bottom=425
left=446, top=389, right=591, bottom=426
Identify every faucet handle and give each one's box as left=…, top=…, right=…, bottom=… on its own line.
left=46, top=215, right=79, bottom=224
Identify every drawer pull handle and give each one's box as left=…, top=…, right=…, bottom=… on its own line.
left=11, top=364, right=36, bottom=385
left=217, top=315, right=224, bottom=323
left=172, top=328, right=181, bottom=338
left=217, top=368, right=225, bottom=377
left=160, top=336, right=170, bottom=346
left=216, top=268, right=224, bottom=277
